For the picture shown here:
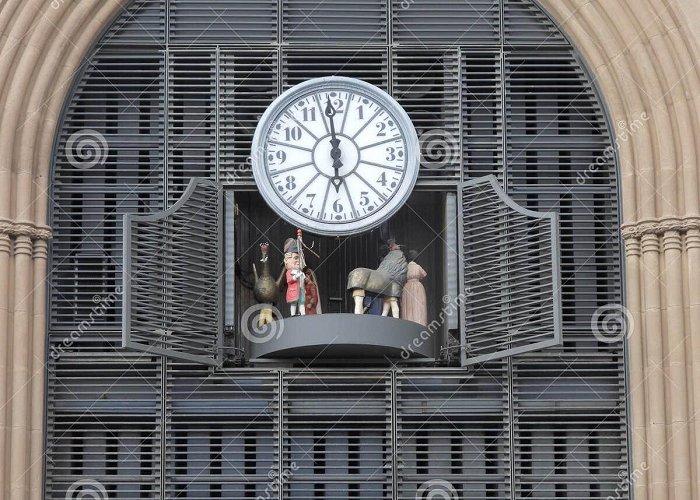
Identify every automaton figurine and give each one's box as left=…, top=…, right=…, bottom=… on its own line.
left=283, top=237, right=305, bottom=316
left=252, top=242, right=279, bottom=326
left=347, top=239, right=408, bottom=318
left=400, top=249, right=428, bottom=326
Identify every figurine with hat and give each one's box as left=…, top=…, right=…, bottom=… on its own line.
left=283, top=236, right=305, bottom=316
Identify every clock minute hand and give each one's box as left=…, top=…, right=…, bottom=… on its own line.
left=325, top=98, right=344, bottom=192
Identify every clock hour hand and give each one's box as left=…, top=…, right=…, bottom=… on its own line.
left=325, top=97, right=344, bottom=192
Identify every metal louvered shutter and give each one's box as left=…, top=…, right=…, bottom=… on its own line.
left=168, top=0, right=277, bottom=43
left=282, top=0, right=387, bottom=44
left=45, top=357, right=163, bottom=498
left=50, top=49, right=165, bottom=329
left=392, top=49, right=461, bottom=183
left=460, top=175, right=562, bottom=366
left=122, top=178, right=224, bottom=366
left=165, top=366, right=279, bottom=498
left=283, top=373, right=393, bottom=499
left=396, top=367, right=511, bottom=499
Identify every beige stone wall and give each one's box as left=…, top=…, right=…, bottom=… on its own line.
left=0, top=0, right=698, bottom=498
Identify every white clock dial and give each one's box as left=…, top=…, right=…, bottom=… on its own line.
left=252, top=77, right=419, bottom=235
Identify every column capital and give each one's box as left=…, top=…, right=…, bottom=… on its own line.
left=621, top=215, right=700, bottom=240
left=0, top=218, right=52, bottom=241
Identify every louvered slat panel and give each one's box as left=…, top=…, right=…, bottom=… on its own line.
left=102, top=0, right=166, bottom=45
left=282, top=0, right=386, bottom=44
left=167, top=50, right=216, bottom=200
left=509, top=192, right=621, bottom=332
left=51, top=50, right=164, bottom=328
left=392, top=49, right=460, bottom=182
left=505, top=50, right=613, bottom=190
left=462, top=52, right=503, bottom=179
left=219, top=50, right=279, bottom=185
left=392, top=0, right=500, bottom=45
left=283, top=372, right=393, bottom=499
left=503, top=0, right=566, bottom=46
left=396, top=367, right=511, bottom=500
left=165, top=365, right=279, bottom=499
left=168, top=0, right=277, bottom=43
left=513, top=353, right=627, bottom=499
left=45, top=357, right=162, bottom=499
left=123, top=178, right=223, bottom=365
left=460, top=175, right=562, bottom=365
left=282, top=49, right=388, bottom=91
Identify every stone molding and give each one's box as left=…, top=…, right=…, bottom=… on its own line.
left=621, top=215, right=700, bottom=240
left=0, top=218, right=52, bottom=241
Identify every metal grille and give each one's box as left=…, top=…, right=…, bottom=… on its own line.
left=461, top=176, right=561, bottom=365
left=122, top=178, right=223, bottom=366
left=47, top=1, right=627, bottom=499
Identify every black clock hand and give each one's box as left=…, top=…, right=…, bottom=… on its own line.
left=325, top=97, right=343, bottom=192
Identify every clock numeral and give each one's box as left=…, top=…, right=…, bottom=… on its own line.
left=357, top=105, right=364, bottom=120
left=301, top=107, right=316, bottom=122
left=359, top=191, right=369, bottom=206
left=386, top=147, right=397, bottom=161
left=332, top=98, right=345, bottom=112
left=376, top=122, right=386, bottom=137
left=284, top=126, right=302, bottom=141
left=285, top=176, right=297, bottom=190
left=306, top=193, right=316, bottom=208
left=377, top=172, right=387, bottom=187
left=333, top=199, right=344, bottom=213
left=275, top=151, right=286, bottom=164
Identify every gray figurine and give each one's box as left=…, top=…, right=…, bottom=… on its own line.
left=347, top=239, right=408, bottom=318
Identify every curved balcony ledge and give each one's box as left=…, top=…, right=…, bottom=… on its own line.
left=247, top=313, right=436, bottom=364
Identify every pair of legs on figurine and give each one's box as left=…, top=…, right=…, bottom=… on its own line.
left=352, top=289, right=399, bottom=317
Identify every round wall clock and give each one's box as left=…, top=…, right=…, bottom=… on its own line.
left=251, top=76, right=420, bottom=236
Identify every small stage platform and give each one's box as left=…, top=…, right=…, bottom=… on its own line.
left=247, top=313, right=436, bottom=365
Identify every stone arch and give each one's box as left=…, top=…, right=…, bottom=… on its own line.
left=0, top=0, right=698, bottom=498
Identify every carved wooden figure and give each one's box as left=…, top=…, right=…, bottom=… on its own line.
left=400, top=250, right=428, bottom=326
left=252, top=242, right=279, bottom=326
left=347, top=239, right=408, bottom=318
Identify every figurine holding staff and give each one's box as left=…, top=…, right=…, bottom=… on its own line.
left=283, top=236, right=305, bottom=316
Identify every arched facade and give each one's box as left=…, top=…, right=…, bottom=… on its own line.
left=0, top=0, right=699, bottom=499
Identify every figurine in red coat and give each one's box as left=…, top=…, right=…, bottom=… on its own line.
left=283, top=238, right=305, bottom=316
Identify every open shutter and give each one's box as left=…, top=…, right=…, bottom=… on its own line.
left=459, top=175, right=562, bottom=366
left=123, top=178, right=224, bottom=366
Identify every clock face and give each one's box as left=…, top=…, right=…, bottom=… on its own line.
left=251, top=77, right=419, bottom=236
